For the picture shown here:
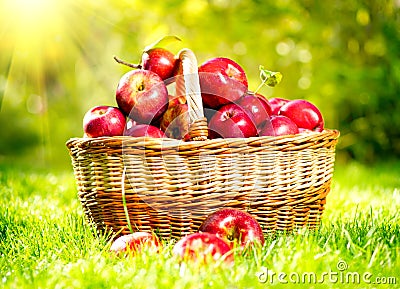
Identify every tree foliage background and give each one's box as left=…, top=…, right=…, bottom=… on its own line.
left=0, top=0, right=399, bottom=169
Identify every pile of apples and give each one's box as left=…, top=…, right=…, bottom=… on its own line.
left=110, top=208, right=265, bottom=264
left=82, top=38, right=324, bottom=140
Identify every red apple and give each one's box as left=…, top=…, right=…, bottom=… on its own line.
left=256, top=94, right=273, bottom=115
left=257, top=120, right=275, bottom=137
left=298, top=128, right=314, bottom=134
left=198, top=208, right=265, bottom=249
left=208, top=103, right=257, bottom=139
left=125, top=118, right=138, bottom=128
left=141, top=48, right=178, bottom=81
left=259, top=115, right=299, bottom=136
left=110, top=232, right=161, bottom=256
left=269, top=97, right=290, bottom=115
left=198, top=57, right=248, bottom=109
left=172, top=232, right=233, bottom=264
left=168, top=92, right=186, bottom=106
left=124, top=123, right=166, bottom=138
left=116, top=69, right=168, bottom=124
left=236, top=93, right=272, bottom=128
left=279, top=99, right=324, bottom=132
left=160, top=103, right=189, bottom=139
left=83, top=105, right=126, bottom=138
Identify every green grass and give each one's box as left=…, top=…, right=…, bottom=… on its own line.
left=1, top=161, right=399, bottom=289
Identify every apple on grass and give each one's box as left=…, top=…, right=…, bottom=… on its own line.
left=259, top=115, right=299, bottom=136
left=110, top=232, right=161, bottom=256
left=83, top=105, right=126, bottom=138
left=172, top=232, right=234, bottom=264
left=198, top=208, right=265, bottom=249
left=116, top=69, right=169, bottom=124
left=279, top=99, right=324, bottom=132
left=198, top=57, right=248, bottom=109
left=208, top=103, right=258, bottom=139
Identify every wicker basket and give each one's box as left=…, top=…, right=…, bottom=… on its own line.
left=66, top=49, right=340, bottom=239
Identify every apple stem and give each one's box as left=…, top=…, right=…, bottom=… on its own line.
left=253, top=78, right=267, bottom=95
left=113, top=55, right=141, bottom=69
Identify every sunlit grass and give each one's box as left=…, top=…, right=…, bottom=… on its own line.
left=325, top=161, right=400, bottom=221
left=1, top=161, right=399, bottom=288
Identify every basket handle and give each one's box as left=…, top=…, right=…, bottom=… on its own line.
left=176, top=48, right=208, bottom=141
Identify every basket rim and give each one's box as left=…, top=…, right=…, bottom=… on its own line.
left=66, top=129, right=339, bottom=151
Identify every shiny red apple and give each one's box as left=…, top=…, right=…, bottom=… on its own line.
left=256, top=94, right=272, bottom=114
left=124, top=123, right=166, bottom=138
left=110, top=232, right=161, bottom=256
left=298, top=128, right=314, bottom=134
left=141, top=48, right=178, bottom=81
left=172, top=232, right=233, bottom=264
left=257, top=120, right=275, bottom=137
left=208, top=103, right=257, bottom=139
left=198, top=57, right=248, bottom=109
left=279, top=99, right=324, bottom=132
left=236, top=93, right=272, bottom=128
left=116, top=69, right=168, bottom=124
left=259, top=115, right=299, bottom=136
left=160, top=103, right=189, bottom=139
left=269, top=97, right=290, bottom=115
left=198, top=208, right=265, bottom=249
left=83, top=105, right=126, bottom=138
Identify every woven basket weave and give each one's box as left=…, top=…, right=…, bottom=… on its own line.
left=66, top=49, right=340, bottom=239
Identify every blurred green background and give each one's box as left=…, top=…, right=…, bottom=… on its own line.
left=1, top=0, right=399, bottom=170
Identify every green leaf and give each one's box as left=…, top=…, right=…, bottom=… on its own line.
left=259, top=65, right=283, bottom=87
left=143, top=35, right=182, bottom=52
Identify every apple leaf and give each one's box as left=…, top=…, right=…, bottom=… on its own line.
left=143, top=35, right=182, bottom=52
left=259, top=66, right=283, bottom=87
